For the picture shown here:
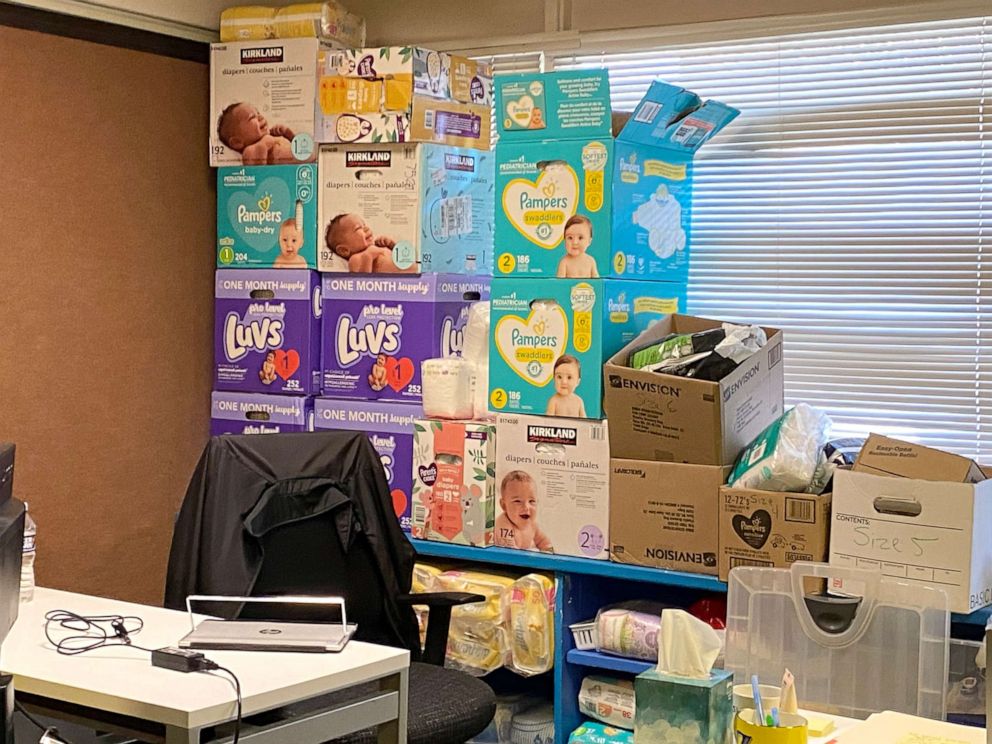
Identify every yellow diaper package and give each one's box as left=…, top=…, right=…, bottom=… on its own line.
left=436, top=569, right=515, bottom=622
left=446, top=619, right=510, bottom=676
left=219, top=2, right=366, bottom=46
left=412, top=562, right=444, bottom=594
left=507, top=573, right=556, bottom=676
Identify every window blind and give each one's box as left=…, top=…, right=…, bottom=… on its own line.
left=550, top=15, right=992, bottom=459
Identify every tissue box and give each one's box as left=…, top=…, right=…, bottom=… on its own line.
left=633, top=669, right=733, bottom=744
left=411, top=419, right=495, bottom=546
left=210, top=392, right=314, bottom=435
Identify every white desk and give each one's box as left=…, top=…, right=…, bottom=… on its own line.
left=1, top=588, right=409, bottom=744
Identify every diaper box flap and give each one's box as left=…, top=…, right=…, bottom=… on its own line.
left=495, top=70, right=612, bottom=140
left=215, top=269, right=319, bottom=300
left=617, top=81, right=739, bottom=154
left=314, top=398, right=423, bottom=434
left=211, top=392, right=314, bottom=434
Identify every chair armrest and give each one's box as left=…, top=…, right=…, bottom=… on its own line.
left=398, top=592, right=486, bottom=666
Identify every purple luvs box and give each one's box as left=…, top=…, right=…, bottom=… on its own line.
left=215, top=269, right=321, bottom=395
left=320, top=274, right=490, bottom=402
left=314, top=398, right=423, bottom=531
left=211, top=392, right=314, bottom=436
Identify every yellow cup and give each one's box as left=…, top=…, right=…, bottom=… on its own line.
left=734, top=709, right=807, bottom=744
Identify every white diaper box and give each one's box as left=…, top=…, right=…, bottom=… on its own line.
left=494, top=413, right=610, bottom=560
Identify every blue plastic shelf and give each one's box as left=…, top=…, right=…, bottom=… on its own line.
left=409, top=539, right=728, bottom=592
left=565, top=649, right=653, bottom=675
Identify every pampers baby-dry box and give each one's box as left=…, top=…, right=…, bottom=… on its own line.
left=214, top=269, right=321, bottom=395
left=612, top=81, right=739, bottom=283
left=318, top=144, right=494, bottom=274
left=210, top=392, right=314, bottom=435
left=217, top=164, right=318, bottom=268
left=314, top=398, right=422, bottom=531
left=321, top=274, right=490, bottom=402
left=210, top=38, right=321, bottom=167
left=488, top=277, right=685, bottom=419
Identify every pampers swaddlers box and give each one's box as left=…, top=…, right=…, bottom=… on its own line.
left=210, top=392, right=314, bottom=435
left=488, top=277, right=685, bottom=419
left=314, top=398, right=422, bottom=531
left=318, top=144, right=494, bottom=274
left=612, top=81, right=739, bottom=283
left=495, top=70, right=612, bottom=141
left=214, top=269, right=321, bottom=395
left=210, top=39, right=321, bottom=167
left=217, top=165, right=318, bottom=268
left=321, top=274, right=490, bottom=402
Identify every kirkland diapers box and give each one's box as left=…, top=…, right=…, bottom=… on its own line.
left=316, top=47, right=492, bottom=148
left=210, top=392, right=314, bottom=436
left=494, top=413, right=610, bottom=560
left=612, top=82, right=738, bottom=283
left=318, top=144, right=494, bottom=274
left=718, top=487, right=831, bottom=581
left=603, top=315, right=784, bottom=465
left=217, top=164, right=318, bottom=269
left=610, top=460, right=730, bottom=575
left=411, top=419, right=495, bottom=546
left=321, top=274, right=489, bottom=402
left=214, top=269, right=321, bottom=395
left=830, top=436, right=992, bottom=613
left=314, top=398, right=422, bottom=532
left=489, top=278, right=685, bottom=420
left=210, top=39, right=320, bottom=167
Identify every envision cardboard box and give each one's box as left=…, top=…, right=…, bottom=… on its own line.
left=853, top=433, right=986, bottom=483
left=610, top=460, right=729, bottom=575
left=603, top=314, right=784, bottom=465
left=830, top=467, right=992, bottom=613
left=718, top=486, right=831, bottom=581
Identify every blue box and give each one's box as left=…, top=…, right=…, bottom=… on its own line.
left=495, top=70, right=612, bottom=141
left=612, top=82, right=738, bottom=283
left=633, top=668, right=733, bottom=744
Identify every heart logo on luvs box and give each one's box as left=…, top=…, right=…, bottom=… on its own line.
left=274, top=349, right=300, bottom=380
left=227, top=177, right=293, bottom=251
left=506, top=95, right=535, bottom=127
left=386, top=357, right=415, bottom=392
left=502, top=165, right=579, bottom=249
left=732, top=509, right=772, bottom=550
left=494, top=304, right=568, bottom=385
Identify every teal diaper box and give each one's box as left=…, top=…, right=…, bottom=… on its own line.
left=495, top=69, right=612, bottom=140
left=633, top=668, right=733, bottom=744
left=613, top=82, right=738, bottom=283
left=217, top=164, right=318, bottom=269
left=488, top=277, right=685, bottom=419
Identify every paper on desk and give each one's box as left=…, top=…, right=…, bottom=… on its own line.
left=835, top=711, right=983, bottom=744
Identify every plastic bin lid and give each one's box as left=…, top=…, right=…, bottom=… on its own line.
left=725, top=562, right=949, bottom=720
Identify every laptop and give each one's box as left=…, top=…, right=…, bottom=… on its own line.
left=178, top=595, right=357, bottom=653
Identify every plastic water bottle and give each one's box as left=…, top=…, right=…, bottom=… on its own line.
left=20, top=502, right=35, bottom=602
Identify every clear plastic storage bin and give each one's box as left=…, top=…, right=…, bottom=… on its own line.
left=725, top=562, right=949, bottom=720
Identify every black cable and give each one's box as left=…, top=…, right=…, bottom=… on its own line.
left=201, top=662, right=242, bottom=744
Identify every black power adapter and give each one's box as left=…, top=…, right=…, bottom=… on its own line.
left=151, top=647, right=216, bottom=673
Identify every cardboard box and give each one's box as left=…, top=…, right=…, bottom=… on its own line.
left=603, top=314, right=784, bottom=465
left=495, top=70, right=612, bottom=140
left=489, top=278, right=685, bottom=420
left=610, top=460, right=729, bottom=575
left=830, top=468, right=992, bottom=613
left=718, top=486, right=831, bottom=581
left=411, top=419, right=495, bottom=546
left=318, top=144, right=494, bottom=274
left=210, top=39, right=321, bottom=167
left=314, top=398, right=422, bottom=532
left=853, top=433, right=985, bottom=483
left=210, top=392, right=314, bottom=436
left=316, top=47, right=492, bottom=149
left=495, top=414, right=610, bottom=559
left=612, top=82, right=738, bottom=283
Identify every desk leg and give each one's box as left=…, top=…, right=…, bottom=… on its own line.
left=377, top=668, right=408, bottom=744
left=165, top=725, right=200, bottom=744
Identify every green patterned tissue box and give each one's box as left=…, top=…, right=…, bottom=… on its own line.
left=633, top=669, right=733, bottom=744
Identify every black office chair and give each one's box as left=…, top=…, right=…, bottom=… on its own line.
left=165, top=431, right=496, bottom=744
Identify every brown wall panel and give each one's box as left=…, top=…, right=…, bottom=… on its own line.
left=0, top=24, right=214, bottom=605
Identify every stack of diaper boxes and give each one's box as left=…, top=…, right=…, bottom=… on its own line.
left=208, top=37, right=496, bottom=533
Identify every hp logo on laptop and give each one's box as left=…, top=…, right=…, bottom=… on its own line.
left=258, top=628, right=283, bottom=634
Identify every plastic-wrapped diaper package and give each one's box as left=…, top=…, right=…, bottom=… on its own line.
left=421, top=358, right=476, bottom=420
left=446, top=620, right=510, bottom=676
left=219, top=2, right=366, bottom=46
left=510, top=703, right=554, bottom=744
left=462, top=302, right=492, bottom=420
left=728, top=403, right=832, bottom=492
left=411, top=562, right=443, bottom=648
left=436, top=570, right=515, bottom=623
left=507, top=574, right=555, bottom=676
left=578, top=676, right=635, bottom=730
left=595, top=603, right=667, bottom=661
left=806, top=437, right=864, bottom=494
left=629, top=323, right=767, bottom=383
left=568, top=722, right=634, bottom=744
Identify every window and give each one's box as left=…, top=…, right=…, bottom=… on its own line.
left=539, top=13, right=992, bottom=458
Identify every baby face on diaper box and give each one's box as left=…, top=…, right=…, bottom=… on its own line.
left=494, top=413, right=610, bottom=560
left=318, top=144, right=494, bottom=274
left=496, top=139, right=613, bottom=278
left=217, top=165, right=318, bottom=269
left=214, top=269, right=321, bottom=395
left=488, top=278, right=685, bottom=419
left=321, top=274, right=490, bottom=402
left=210, top=39, right=321, bottom=167
left=314, top=398, right=421, bottom=531
left=411, top=419, right=495, bottom=547
left=210, top=392, right=314, bottom=436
